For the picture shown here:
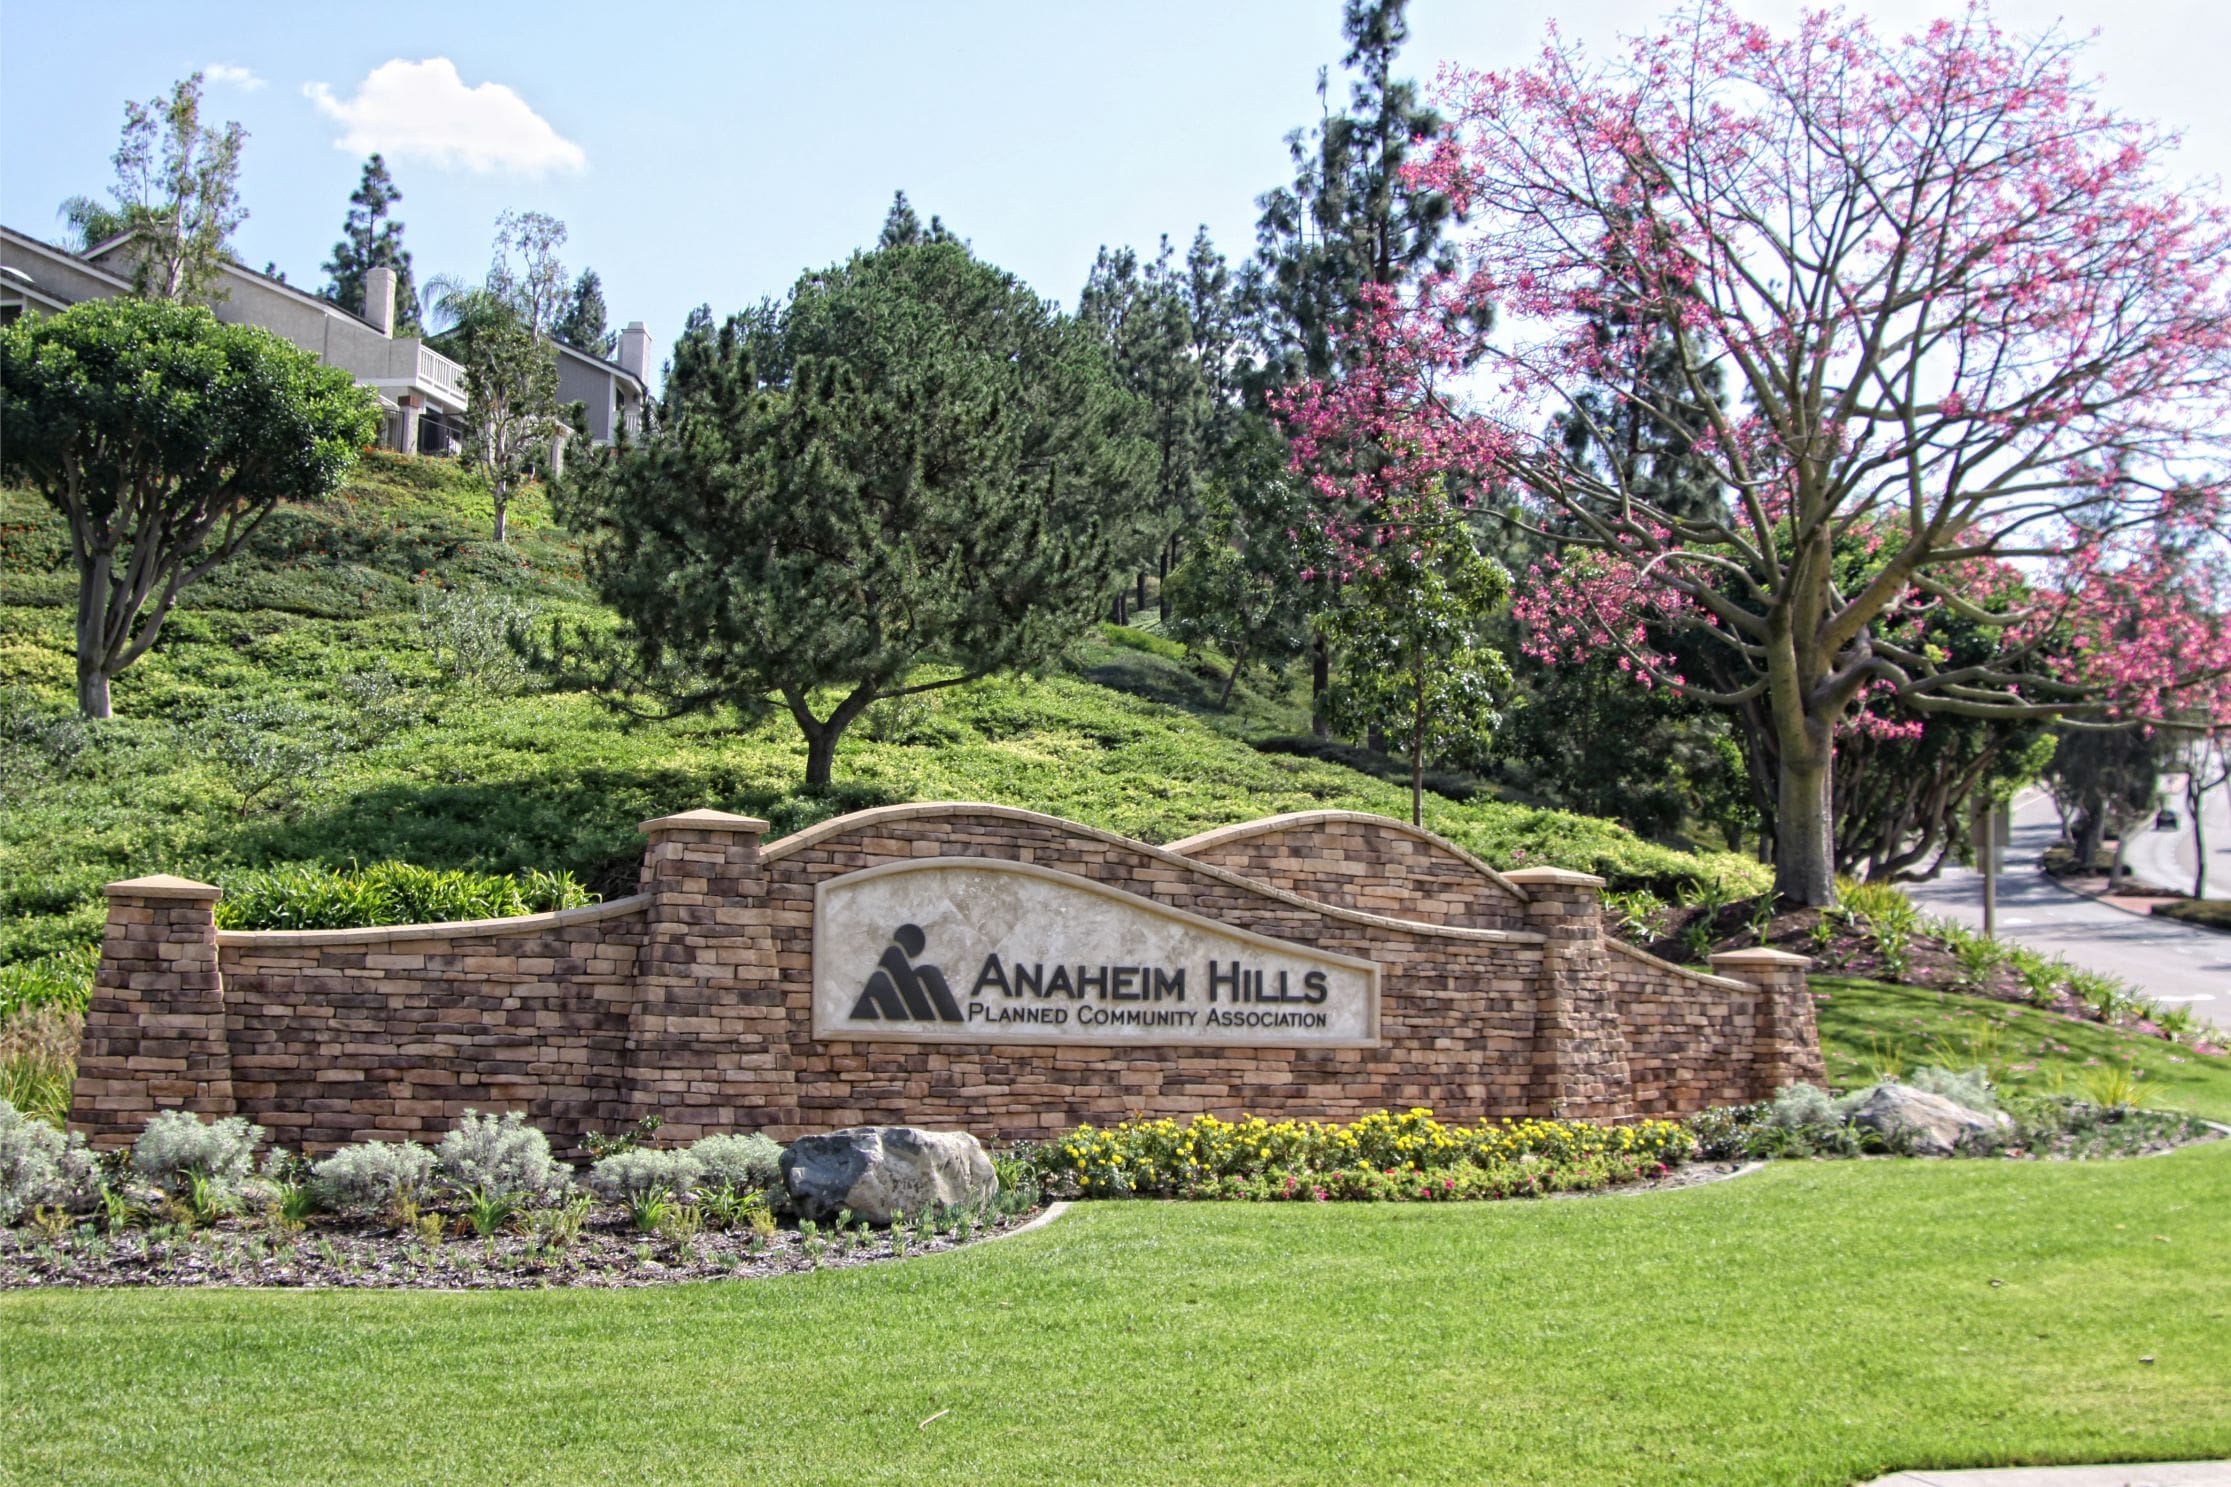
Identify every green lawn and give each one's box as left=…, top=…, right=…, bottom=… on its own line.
left=5, top=1149, right=2228, bottom=1486
left=1813, top=976, right=2231, bottom=1122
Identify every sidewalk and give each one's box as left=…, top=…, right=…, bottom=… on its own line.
left=1864, top=1464, right=2231, bottom=1486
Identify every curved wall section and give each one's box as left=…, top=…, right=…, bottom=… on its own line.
left=69, top=805, right=1822, bottom=1150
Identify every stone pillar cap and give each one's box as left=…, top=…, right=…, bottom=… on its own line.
left=1708, top=947, right=1812, bottom=968
left=1502, top=865, right=1606, bottom=889
left=639, top=808, right=771, bottom=835
left=103, top=873, right=224, bottom=901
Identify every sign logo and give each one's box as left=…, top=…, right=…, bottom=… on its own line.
left=848, top=922, right=965, bottom=1023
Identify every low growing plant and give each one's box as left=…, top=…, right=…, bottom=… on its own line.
left=1, top=1095, right=101, bottom=1223
left=690, top=1132, right=784, bottom=1193
left=435, top=1110, right=570, bottom=1202
left=588, top=1147, right=705, bottom=1204
left=132, top=1110, right=263, bottom=1202
left=312, top=1139, right=436, bottom=1212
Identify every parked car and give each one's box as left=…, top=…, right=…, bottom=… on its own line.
left=2156, top=808, right=2181, bottom=830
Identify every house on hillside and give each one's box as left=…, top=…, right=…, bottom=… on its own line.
left=0, top=226, right=651, bottom=456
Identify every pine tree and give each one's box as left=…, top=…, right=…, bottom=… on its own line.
left=320, top=154, right=420, bottom=334
left=1244, top=0, right=1457, bottom=389
left=878, top=191, right=956, bottom=249
left=554, top=268, right=615, bottom=357
left=556, top=240, right=1156, bottom=787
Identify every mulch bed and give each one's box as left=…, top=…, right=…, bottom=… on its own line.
left=0, top=1207, right=1046, bottom=1291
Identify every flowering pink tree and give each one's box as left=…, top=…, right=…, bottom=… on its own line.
left=1291, top=2, right=2231, bottom=904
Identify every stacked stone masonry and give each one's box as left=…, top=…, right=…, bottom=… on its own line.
left=70, top=804, right=1824, bottom=1151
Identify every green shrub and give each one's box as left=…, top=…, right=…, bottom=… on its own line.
left=132, top=1110, right=264, bottom=1199
left=311, top=1139, right=437, bottom=1211
left=0, top=944, right=96, bottom=1019
left=0, top=1095, right=100, bottom=1222
left=689, top=1132, right=783, bottom=1192
left=213, top=861, right=596, bottom=931
left=586, top=1147, right=704, bottom=1202
left=434, top=1109, right=569, bottom=1200
left=1903, top=1065, right=1998, bottom=1114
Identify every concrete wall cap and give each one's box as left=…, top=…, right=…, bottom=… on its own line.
left=639, top=809, right=771, bottom=835
left=102, top=874, right=223, bottom=902
left=1501, top=866, right=1607, bottom=889
left=1709, top=948, right=1814, bottom=968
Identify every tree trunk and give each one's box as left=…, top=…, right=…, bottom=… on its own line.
left=76, top=658, right=112, bottom=721
left=1136, top=570, right=1148, bottom=612
left=492, top=479, right=510, bottom=545
left=1310, top=636, right=1330, bottom=739
left=1773, top=744, right=1837, bottom=907
left=1157, top=543, right=1172, bottom=622
left=1410, top=736, right=1425, bottom=828
left=2192, top=770, right=2208, bottom=900
left=2073, top=800, right=2105, bottom=875
left=1216, top=646, right=1245, bottom=709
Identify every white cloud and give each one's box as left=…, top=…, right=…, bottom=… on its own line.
left=204, top=63, right=264, bottom=91
left=304, top=58, right=586, bottom=175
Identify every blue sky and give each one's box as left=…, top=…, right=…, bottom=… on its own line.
left=6, top=0, right=2228, bottom=372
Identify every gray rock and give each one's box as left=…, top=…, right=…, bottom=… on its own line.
left=780, top=1126, right=997, bottom=1226
left=1847, top=1084, right=2007, bottom=1156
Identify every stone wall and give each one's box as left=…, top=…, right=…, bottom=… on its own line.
left=69, top=804, right=1823, bottom=1151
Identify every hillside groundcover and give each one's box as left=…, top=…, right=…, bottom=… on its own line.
left=1, top=1094, right=2218, bottom=1292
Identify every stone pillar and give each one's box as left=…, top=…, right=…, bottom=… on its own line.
left=1709, top=948, right=1825, bottom=1099
left=1506, top=866, right=1633, bottom=1121
left=624, top=810, right=779, bottom=1141
left=396, top=394, right=421, bottom=454
left=69, top=875, right=231, bottom=1148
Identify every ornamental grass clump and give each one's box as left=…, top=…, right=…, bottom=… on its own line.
left=435, top=1110, right=570, bottom=1201
left=586, top=1147, right=705, bottom=1203
left=312, top=1139, right=437, bottom=1212
left=131, top=1110, right=263, bottom=1201
left=1038, top=1109, right=1692, bottom=1201
left=0, top=1095, right=100, bottom=1223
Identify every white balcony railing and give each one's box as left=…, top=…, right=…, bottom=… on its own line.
left=416, top=344, right=464, bottom=398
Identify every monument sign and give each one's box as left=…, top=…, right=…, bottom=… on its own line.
left=812, top=858, right=1381, bottom=1047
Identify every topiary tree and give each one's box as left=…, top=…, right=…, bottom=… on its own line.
left=557, top=239, right=1156, bottom=786
left=0, top=298, right=379, bottom=717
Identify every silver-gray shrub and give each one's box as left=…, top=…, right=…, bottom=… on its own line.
left=435, top=1110, right=569, bottom=1200
left=312, top=1139, right=437, bottom=1210
left=1, top=1098, right=100, bottom=1223
left=132, top=1110, right=264, bottom=1196
left=1903, top=1065, right=1999, bottom=1114
left=586, top=1147, right=705, bottom=1202
left=1766, top=1083, right=1841, bottom=1129
left=690, top=1132, right=783, bottom=1192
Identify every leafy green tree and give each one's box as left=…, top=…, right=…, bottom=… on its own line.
left=442, top=289, right=560, bottom=544
left=1163, top=423, right=1324, bottom=705
left=320, top=154, right=421, bottom=334
left=553, top=268, right=614, bottom=357
left=1318, top=496, right=1512, bottom=825
left=557, top=240, right=1156, bottom=786
left=110, top=72, right=249, bottom=303
left=56, top=195, right=128, bottom=253
left=0, top=299, right=378, bottom=717
left=488, top=210, right=570, bottom=337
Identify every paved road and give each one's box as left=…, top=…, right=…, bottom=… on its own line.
left=2125, top=753, right=2230, bottom=901
left=1904, top=794, right=2231, bottom=1034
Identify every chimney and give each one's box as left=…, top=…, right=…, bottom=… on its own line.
left=618, top=321, right=651, bottom=380
left=364, top=265, right=396, bottom=337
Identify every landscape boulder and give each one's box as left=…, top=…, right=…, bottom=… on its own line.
left=781, top=1126, right=997, bottom=1226
left=1847, top=1084, right=2007, bottom=1156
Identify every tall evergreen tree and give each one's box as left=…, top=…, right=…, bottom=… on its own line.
left=553, top=268, right=615, bottom=358
left=320, top=154, right=420, bottom=333
left=878, top=191, right=956, bottom=249
left=1244, top=0, right=1457, bottom=390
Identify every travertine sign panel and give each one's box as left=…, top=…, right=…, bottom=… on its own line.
left=812, top=858, right=1380, bottom=1047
